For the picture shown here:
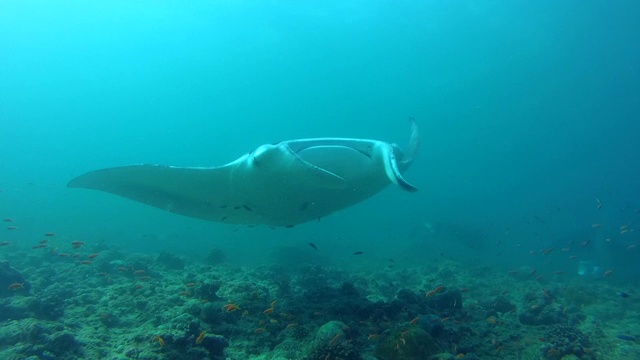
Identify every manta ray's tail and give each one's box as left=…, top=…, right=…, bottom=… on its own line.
left=397, top=117, right=421, bottom=172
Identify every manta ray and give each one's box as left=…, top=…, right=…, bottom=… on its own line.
left=68, top=119, right=421, bottom=227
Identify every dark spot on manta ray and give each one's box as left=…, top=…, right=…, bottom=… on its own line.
left=242, top=205, right=252, bottom=211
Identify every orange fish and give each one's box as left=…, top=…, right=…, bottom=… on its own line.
left=223, top=303, right=240, bottom=312
left=196, top=331, right=206, bottom=344
left=263, top=307, right=274, bottom=315
left=329, top=333, right=342, bottom=346
left=151, top=335, right=165, bottom=347
left=7, top=282, right=24, bottom=290
left=426, top=285, right=446, bottom=297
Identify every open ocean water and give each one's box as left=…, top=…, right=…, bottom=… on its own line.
left=1, top=1, right=639, bottom=359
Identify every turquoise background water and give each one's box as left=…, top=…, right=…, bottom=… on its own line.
left=1, top=1, right=639, bottom=279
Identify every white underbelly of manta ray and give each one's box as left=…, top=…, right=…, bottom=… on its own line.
left=68, top=119, right=421, bottom=227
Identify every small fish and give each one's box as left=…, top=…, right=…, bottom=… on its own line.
left=196, top=330, right=206, bottom=344
left=71, top=241, right=85, bottom=248
left=88, top=253, right=99, bottom=259
left=6, top=226, right=17, bottom=230
left=426, top=285, right=446, bottom=297
left=329, top=333, right=343, bottom=346
left=7, top=282, right=24, bottom=290
left=626, top=244, right=637, bottom=250
left=254, top=328, right=265, bottom=334
left=308, top=242, right=318, bottom=250
left=353, top=251, right=364, bottom=255
left=596, top=197, right=603, bottom=209
left=0, top=241, right=11, bottom=246
left=263, top=307, right=274, bottom=315
left=80, top=260, right=92, bottom=265
left=44, top=232, right=56, bottom=237
left=133, top=270, right=145, bottom=275
left=223, top=303, right=240, bottom=312
left=186, top=282, right=196, bottom=287
left=591, top=223, right=602, bottom=228
left=151, top=335, right=165, bottom=347
left=617, top=334, right=636, bottom=341
left=618, top=292, right=630, bottom=298
left=51, top=248, right=58, bottom=255
left=604, top=269, right=614, bottom=277
left=542, top=247, right=554, bottom=255
left=409, top=317, right=420, bottom=325
left=286, top=323, right=297, bottom=329
left=3, top=218, right=13, bottom=222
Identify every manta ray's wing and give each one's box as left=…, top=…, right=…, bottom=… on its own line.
left=67, top=164, right=245, bottom=222
left=67, top=148, right=350, bottom=226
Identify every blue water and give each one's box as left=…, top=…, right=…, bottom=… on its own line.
left=1, top=1, right=639, bottom=279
